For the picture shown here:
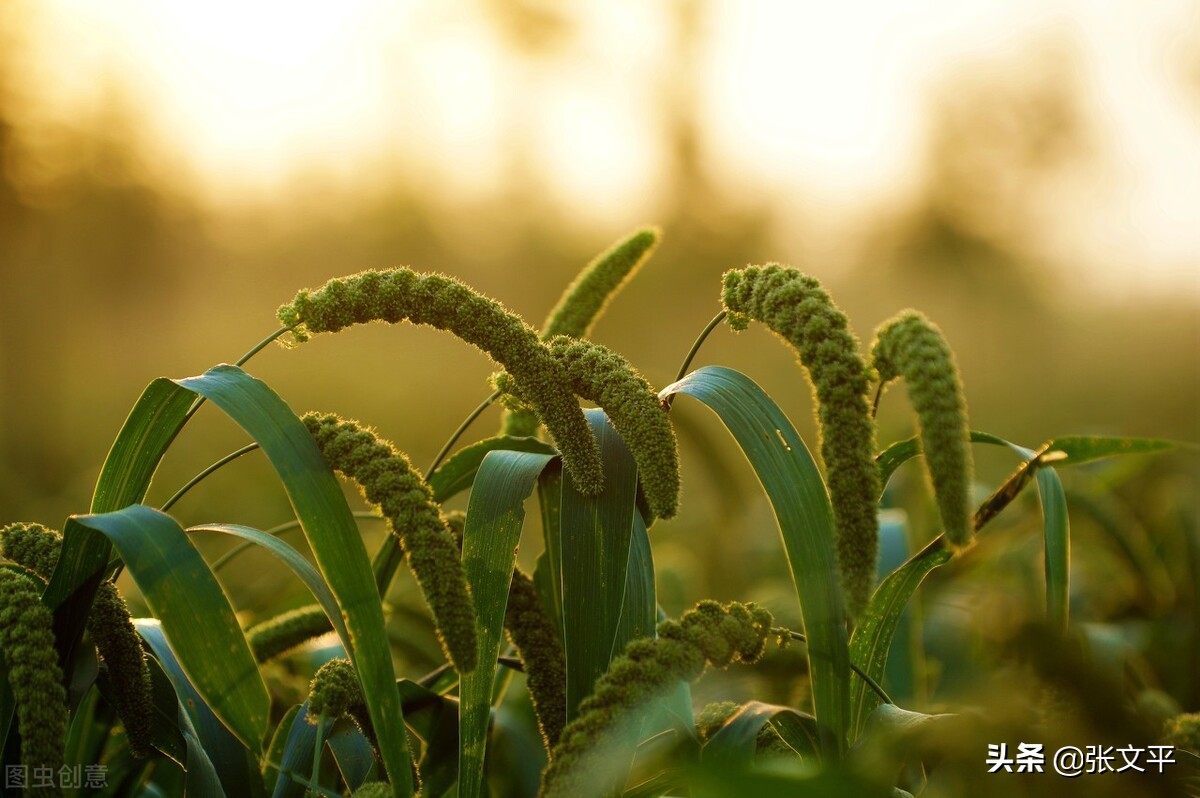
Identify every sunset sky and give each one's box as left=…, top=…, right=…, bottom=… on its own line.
left=15, top=0, right=1200, bottom=295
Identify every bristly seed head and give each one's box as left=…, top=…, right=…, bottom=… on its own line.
left=721, top=265, right=880, bottom=619
left=0, top=567, right=67, bottom=789
left=871, top=310, right=974, bottom=546
left=538, top=600, right=773, bottom=798
left=276, top=268, right=604, bottom=496
left=502, top=227, right=660, bottom=438
left=502, top=336, right=681, bottom=520
left=302, top=411, right=479, bottom=674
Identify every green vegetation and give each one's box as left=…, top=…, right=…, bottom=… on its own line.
left=0, top=228, right=1194, bottom=797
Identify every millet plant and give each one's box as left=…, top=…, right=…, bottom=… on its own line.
left=0, top=227, right=1194, bottom=797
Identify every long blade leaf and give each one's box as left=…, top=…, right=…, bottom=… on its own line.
left=44, top=379, right=194, bottom=681
left=662, top=366, right=850, bottom=760
left=73, top=506, right=269, bottom=755
left=175, top=364, right=412, bottom=797
left=559, top=409, right=640, bottom=721
left=187, top=523, right=348, bottom=646
left=459, top=449, right=555, bottom=798
left=136, top=618, right=251, bottom=798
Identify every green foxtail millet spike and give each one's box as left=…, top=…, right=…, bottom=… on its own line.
left=542, top=227, right=660, bottom=340
left=496, top=337, right=682, bottom=519
left=506, top=566, right=568, bottom=752
left=306, top=658, right=382, bottom=765
left=307, top=657, right=363, bottom=719
left=0, top=522, right=60, bottom=578
left=721, top=265, right=880, bottom=618
left=445, top=511, right=568, bottom=753
left=538, top=600, right=773, bottom=798
left=0, top=522, right=154, bottom=758
left=246, top=604, right=331, bottom=663
left=86, top=582, right=155, bottom=758
left=302, top=412, right=478, bottom=673
left=502, top=227, right=660, bottom=437
left=547, top=335, right=680, bottom=519
left=694, top=701, right=740, bottom=742
left=0, top=567, right=67, bottom=796
left=871, top=310, right=974, bottom=547
left=277, top=268, right=604, bottom=495
left=694, top=700, right=792, bottom=757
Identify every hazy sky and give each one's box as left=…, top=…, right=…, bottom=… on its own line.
left=18, top=0, right=1200, bottom=296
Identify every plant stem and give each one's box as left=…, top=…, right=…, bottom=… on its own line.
left=160, top=444, right=261, bottom=513
left=209, top=512, right=385, bottom=573
left=773, top=627, right=893, bottom=705
left=663, top=310, right=727, bottom=409
left=183, top=325, right=292, bottom=424
left=424, top=390, right=501, bottom=479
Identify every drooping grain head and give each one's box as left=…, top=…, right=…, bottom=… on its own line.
left=871, top=310, right=974, bottom=547
left=721, top=265, right=880, bottom=618
left=276, top=268, right=604, bottom=495
left=302, top=411, right=479, bottom=674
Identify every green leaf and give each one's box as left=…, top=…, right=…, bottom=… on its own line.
left=662, top=366, right=850, bottom=759
left=396, top=679, right=460, bottom=798
left=559, top=409, right=641, bottom=721
left=1035, top=467, right=1069, bottom=630
left=849, top=541, right=950, bottom=741
left=327, top=719, right=377, bottom=790
left=854, top=429, right=1085, bottom=739
left=371, top=434, right=558, bottom=588
left=429, top=435, right=559, bottom=502
left=1042, top=435, right=1178, bottom=465
left=702, top=702, right=818, bottom=768
left=91, top=378, right=196, bottom=514
left=44, top=379, right=194, bottom=686
left=136, top=618, right=250, bottom=798
left=175, top=364, right=412, bottom=798
left=614, top=512, right=656, bottom=655
left=769, top=711, right=822, bottom=761
left=459, top=449, right=555, bottom=798
left=847, top=703, right=956, bottom=784
left=73, top=506, right=268, bottom=756
left=263, top=705, right=301, bottom=795
left=537, top=463, right=566, bottom=635
left=270, top=702, right=320, bottom=798
left=875, top=515, right=918, bottom=704
left=187, top=524, right=348, bottom=646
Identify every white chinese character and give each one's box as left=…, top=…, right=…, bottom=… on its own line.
left=5, top=765, right=27, bottom=788
left=1116, top=745, right=1145, bottom=773
left=987, top=743, right=1015, bottom=773
left=31, top=766, right=54, bottom=788
left=59, top=764, right=81, bottom=789
left=1086, top=744, right=1115, bottom=773
left=1145, top=745, right=1175, bottom=773
left=1016, top=742, right=1045, bottom=773
left=84, top=764, right=108, bottom=789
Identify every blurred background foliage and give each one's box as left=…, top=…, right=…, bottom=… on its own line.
left=0, top=0, right=1197, bottom=769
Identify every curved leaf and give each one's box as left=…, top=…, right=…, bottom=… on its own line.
left=45, top=379, right=194, bottom=686
left=429, top=435, right=558, bottom=503
left=136, top=619, right=245, bottom=798
left=187, top=523, right=348, bottom=646
left=459, top=449, right=555, bottom=798
left=175, top=364, right=411, bottom=797
left=74, top=506, right=268, bottom=756
left=560, top=409, right=641, bottom=721
left=703, top=702, right=819, bottom=768
left=662, top=366, right=849, bottom=759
